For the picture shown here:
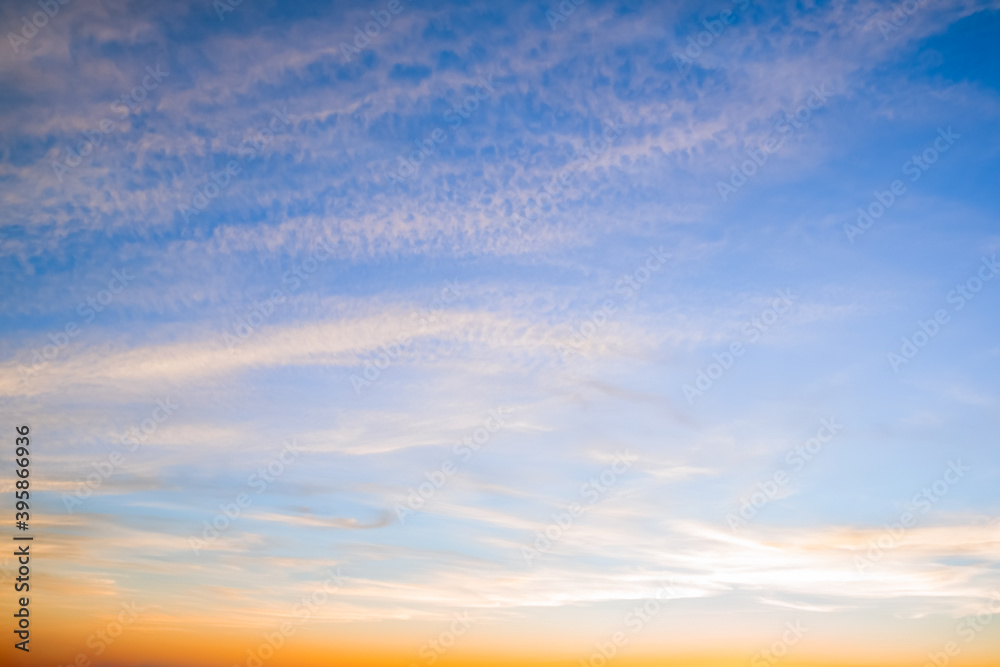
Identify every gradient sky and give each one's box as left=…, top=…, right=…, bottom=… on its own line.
left=1, top=0, right=999, bottom=666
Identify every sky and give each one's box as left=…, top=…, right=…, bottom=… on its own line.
left=1, top=0, right=999, bottom=666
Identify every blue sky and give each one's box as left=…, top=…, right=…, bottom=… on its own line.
left=1, top=0, right=999, bottom=664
